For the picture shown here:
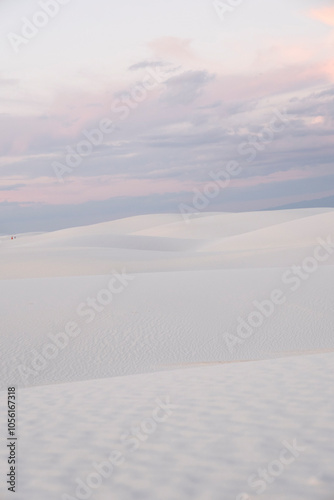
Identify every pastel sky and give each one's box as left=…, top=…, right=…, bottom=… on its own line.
left=1, top=0, right=334, bottom=232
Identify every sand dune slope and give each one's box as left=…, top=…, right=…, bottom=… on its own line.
left=1, top=208, right=334, bottom=278
left=0, top=352, right=333, bottom=500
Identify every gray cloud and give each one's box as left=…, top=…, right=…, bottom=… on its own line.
left=0, top=76, right=18, bottom=87
left=162, top=70, right=215, bottom=105
left=2, top=73, right=334, bottom=232
left=0, top=183, right=25, bottom=191
left=128, top=60, right=170, bottom=71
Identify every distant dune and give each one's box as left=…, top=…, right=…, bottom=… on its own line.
left=1, top=207, right=333, bottom=279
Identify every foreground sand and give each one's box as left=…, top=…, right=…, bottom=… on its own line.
left=0, top=209, right=333, bottom=499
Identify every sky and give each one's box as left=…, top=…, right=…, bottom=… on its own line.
left=0, top=0, right=334, bottom=232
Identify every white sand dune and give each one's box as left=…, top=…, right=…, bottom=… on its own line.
left=133, top=207, right=331, bottom=239
left=1, top=208, right=333, bottom=279
left=0, top=209, right=333, bottom=499
left=0, top=353, right=333, bottom=500
left=2, top=266, right=334, bottom=388
left=200, top=210, right=334, bottom=252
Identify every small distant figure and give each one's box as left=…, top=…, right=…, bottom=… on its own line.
left=10, top=236, right=16, bottom=240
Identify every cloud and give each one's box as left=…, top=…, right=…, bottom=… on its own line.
left=0, top=183, right=25, bottom=191
left=0, top=78, right=18, bottom=87
left=1, top=54, right=333, bottom=222
left=142, top=126, right=224, bottom=148
left=229, top=167, right=333, bottom=189
left=209, top=62, right=332, bottom=105
left=148, top=37, right=197, bottom=64
left=162, top=70, right=215, bottom=105
left=309, top=6, right=334, bottom=27
left=128, top=60, right=170, bottom=71
left=0, top=175, right=197, bottom=206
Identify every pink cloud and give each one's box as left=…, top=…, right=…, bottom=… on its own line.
left=208, top=61, right=332, bottom=104
left=148, top=37, right=197, bottom=64
left=0, top=176, right=196, bottom=205
left=229, top=168, right=331, bottom=189
left=309, top=6, right=334, bottom=27
left=2, top=52, right=332, bottom=160
left=1, top=165, right=330, bottom=206
left=252, top=44, right=316, bottom=71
